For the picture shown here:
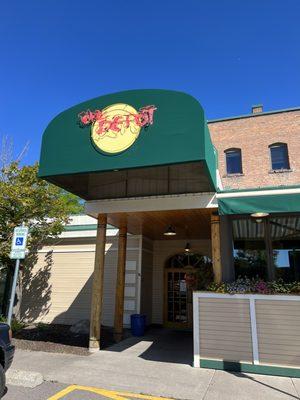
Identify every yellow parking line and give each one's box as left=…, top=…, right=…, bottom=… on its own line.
left=47, top=384, right=128, bottom=399
left=47, top=384, right=173, bottom=400
left=114, top=391, right=173, bottom=400
left=47, top=385, right=77, bottom=400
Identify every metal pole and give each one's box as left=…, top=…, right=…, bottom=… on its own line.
left=7, top=259, right=20, bottom=326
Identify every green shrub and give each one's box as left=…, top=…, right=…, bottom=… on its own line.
left=35, top=322, right=49, bottom=331
left=0, top=315, right=26, bottom=333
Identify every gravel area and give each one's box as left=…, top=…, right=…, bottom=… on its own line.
left=12, top=324, right=119, bottom=355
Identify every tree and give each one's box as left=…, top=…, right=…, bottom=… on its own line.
left=0, top=161, right=84, bottom=317
left=0, top=161, right=83, bottom=265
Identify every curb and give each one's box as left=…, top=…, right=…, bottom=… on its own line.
left=6, top=369, right=44, bottom=388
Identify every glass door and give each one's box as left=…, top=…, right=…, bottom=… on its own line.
left=165, top=268, right=196, bottom=329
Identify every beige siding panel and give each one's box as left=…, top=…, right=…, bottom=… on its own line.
left=198, top=297, right=253, bottom=363
left=256, top=299, right=300, bottom=367
left=200, top=350, right=253, bottom=362
left=21, top=236, right=140, bottom=326
left=152, top=239, right=211, bottom=324
left=200, top=330, right=252, bottom=342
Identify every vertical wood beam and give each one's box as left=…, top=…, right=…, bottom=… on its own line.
left=114, top=224, right=127, bottom=343
left=211, top=213, right=222, bottom=283
left=89, top=214, right=107, bottom=351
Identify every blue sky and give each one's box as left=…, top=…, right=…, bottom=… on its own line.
left=0, top=1, right=299, bottom=165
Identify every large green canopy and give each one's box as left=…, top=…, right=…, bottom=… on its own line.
left=39, top=89, right=217, bottom=200
left=218, top=186, right=300, bottom=215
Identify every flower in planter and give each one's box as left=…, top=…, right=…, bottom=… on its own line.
left=254, top=280, right=270, bottom=294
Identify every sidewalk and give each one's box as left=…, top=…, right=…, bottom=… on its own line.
left=10, top=338, right=300, bottom=400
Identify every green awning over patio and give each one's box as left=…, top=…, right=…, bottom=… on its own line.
left=39, top=89, right=217, bottom=200
left=217, top=186, right=300, bottom=215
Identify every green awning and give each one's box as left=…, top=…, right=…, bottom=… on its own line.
left=39, top=89, right=217, bottom=200
left=218, top=186, right=300, bottom=215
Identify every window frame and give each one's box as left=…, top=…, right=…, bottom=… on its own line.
left=224, top=147, right=243, bottom=175
left=269, top=142, right=290, bottom=171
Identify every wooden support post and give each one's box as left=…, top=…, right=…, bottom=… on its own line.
left=89, top=214, right=107, bottom=351
left=211, top=213, right=222, bottom=283
left=114, top=224, right=127, bottom=343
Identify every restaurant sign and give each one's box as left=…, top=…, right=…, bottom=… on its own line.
left=78, top=103, right=157, bottom=154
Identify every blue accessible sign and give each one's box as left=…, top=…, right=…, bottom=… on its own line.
left=10, top=226, right=29, bottom=259
left=15, top=237, right=24, bottom=246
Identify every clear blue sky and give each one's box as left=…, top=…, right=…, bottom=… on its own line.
left=1, top=1, right=299, bottom=165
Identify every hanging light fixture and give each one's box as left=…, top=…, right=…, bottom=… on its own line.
left=184, top=242, right=190, bottom=252
left=164, top=225, right=176, bottom=236
left=250, top=212, right=269, bottom=223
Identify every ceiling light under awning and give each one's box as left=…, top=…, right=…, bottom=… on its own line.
left=164, top=226, right=177, bottom=236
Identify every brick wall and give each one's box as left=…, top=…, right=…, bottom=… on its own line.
left=208, top=110, right=300, bottom=190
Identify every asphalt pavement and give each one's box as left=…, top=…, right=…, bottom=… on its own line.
left=4, top=383, right=173, bottom=399
left=6, top=329, right=300, bottom=400
left=5, top=382, right=66, bottom=400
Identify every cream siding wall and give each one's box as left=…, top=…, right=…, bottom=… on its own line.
left=152, top=239, right=211, bottom=324
left=21, top=236, right=141, bottom=327
left=140, top=237, right=154, bottom=325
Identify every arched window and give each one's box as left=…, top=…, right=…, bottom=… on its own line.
left=269, top=143, right=290, bottom=170
left=225, top=148, right=242, bottom=174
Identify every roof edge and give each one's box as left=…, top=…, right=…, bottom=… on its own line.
left=208, top=106, right=300, bottom=124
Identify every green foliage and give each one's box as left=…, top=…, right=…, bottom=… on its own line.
left=195, top=262, right=214, bottom=290
left=234, top=250, right=268, bottom=280
left=35, top=322, right=49, bottom=331
left=10, top=318, right=26, bottom=333
left=0, top=161, right=84, bottom=265
left=206, top=277, right=300, bottom=295
left=0, top=315, right=26, bottom=333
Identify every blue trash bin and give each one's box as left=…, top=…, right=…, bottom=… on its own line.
left=130, top=314, right=146, bottom=336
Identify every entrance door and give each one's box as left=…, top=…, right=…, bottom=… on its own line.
left=164, top=252, right=211, bottom=329
left=164, top=268, right=195, bottom=329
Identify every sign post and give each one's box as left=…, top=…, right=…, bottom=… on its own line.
left=7, top=226, right=28, bottom=325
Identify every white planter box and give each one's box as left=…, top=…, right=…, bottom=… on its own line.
left=193, top=292, right=300, bottom=377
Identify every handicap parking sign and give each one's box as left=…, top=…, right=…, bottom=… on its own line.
left=10, top=226, right=28, bottom=257
left=15, top=237, right=24, bottom=246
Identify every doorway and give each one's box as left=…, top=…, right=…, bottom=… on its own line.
left=164, top=252, right=211, bottom=329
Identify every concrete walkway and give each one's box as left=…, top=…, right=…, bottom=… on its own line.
left=10, top=329, right=300, bottom=399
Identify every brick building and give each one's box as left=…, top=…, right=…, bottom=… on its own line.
left=209, top=106, right=300, bottom=190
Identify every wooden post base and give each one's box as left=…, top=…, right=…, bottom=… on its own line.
left=89, top=338, right=100, bottom=352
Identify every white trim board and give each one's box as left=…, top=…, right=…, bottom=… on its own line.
left=85, top=193, right=217, bottom=217
left=249, top=298, right=259, bottom=365
left=217, top=187, right=300, bottom=199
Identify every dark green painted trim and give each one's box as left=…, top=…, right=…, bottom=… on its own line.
left=200, top=359, right=300, bottom=378
left=64, top=224, right=97, bottom=231
left=208, top=106, right=300, bottom=124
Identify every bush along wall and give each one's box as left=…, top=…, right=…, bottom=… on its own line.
left=206, top=277, right=300, bottom=295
